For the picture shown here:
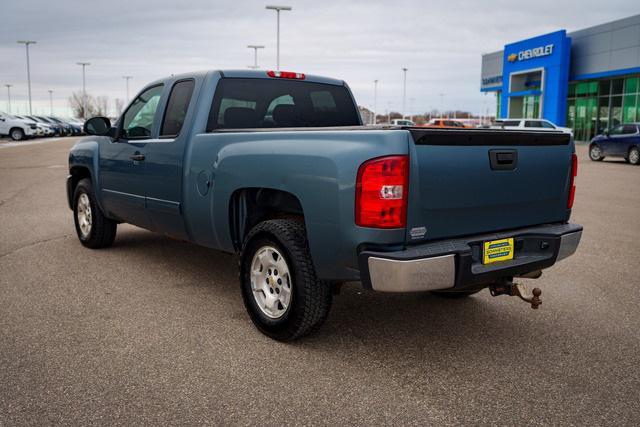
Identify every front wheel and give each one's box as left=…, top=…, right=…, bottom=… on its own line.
left=628, top=147, right=640, bottom=165
left=10, top=128, right=25, bottom=141
left=240, top=219, right=332, bottom=341
left=73, top=178, right=117, bottom=248
left=589, top=144, right=604, bottom=161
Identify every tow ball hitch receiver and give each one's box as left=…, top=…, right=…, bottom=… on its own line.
left=490, top=280, right=542, bottom=309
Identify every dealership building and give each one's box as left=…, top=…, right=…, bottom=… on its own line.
left=481, top=14, right=640, bottom=140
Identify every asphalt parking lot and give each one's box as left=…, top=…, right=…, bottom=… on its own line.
left=1, top=137, right=639, bottom=425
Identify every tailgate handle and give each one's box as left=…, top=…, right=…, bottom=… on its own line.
left=489, top=149, right=518, bottom=170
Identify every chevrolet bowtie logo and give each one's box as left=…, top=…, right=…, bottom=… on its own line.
left=507, top=53, right=518, bottom=62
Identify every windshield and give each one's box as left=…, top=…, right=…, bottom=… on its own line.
left=207, top=78, right=360, bottom=130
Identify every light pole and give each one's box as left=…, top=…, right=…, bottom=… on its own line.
left=439, top=93, right=445, bottom=118
left=5, top=84, right=12, bottom=113
left=265, top=5, right=291, bottom=70
left=373, top=79, right=378, bottom=125
left=17, top=41, right=36, bottom=115
left=401, top=67, right=408, bottom=119
left=48, top=90, right=53, bottom=115
left=247, top=45, right=265, bottom=69
left=122, top=76, right=133, bottom=101
left=77, top=62, right=90, bottom=119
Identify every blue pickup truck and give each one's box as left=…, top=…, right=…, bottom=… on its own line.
left=68, top=69, right=582, bottom=340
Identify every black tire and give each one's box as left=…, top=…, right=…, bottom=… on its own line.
left=432, top=288, right=483, bottom=299
left=628, top=147, right=640, bottom=165
left=589, top=144, right=604, bottom=161
left=240, top=219, right=332, bottom=341
left=10, top=128, right=25, bottom=141
left=73, top=178, right=117, bottom=249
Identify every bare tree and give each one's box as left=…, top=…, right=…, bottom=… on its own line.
left=96, top=96, right=109, bottom=116
left=68, top=91, right=98, bottom=118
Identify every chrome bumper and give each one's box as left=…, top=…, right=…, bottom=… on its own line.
left=360, top=223, right=582, bottom=293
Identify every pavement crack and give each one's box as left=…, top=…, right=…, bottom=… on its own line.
left=0, top=234, right=70, bottom=259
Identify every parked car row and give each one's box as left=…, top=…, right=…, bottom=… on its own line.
left=589, top=123, right=640, bottom=165
left=0, top=112, right=84, bottom=141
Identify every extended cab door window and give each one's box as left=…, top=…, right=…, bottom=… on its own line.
left=121, top=85, right=164, bottom=139
left=160, top=80, right=195, bottom=138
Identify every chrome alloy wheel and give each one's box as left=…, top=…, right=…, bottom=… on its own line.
left=590, top=145, right=602, bottom=160
left=76, top=193, right=93, bottom=238
left=629, top=148, right=639, bottom=164
left=250, top=246, right=292, bottom=319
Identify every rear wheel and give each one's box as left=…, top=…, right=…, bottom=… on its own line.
left=10, top=128, right=25, bottom=141
left=240, top=219, right=332, bottom=341
left=628, top=147, right=640, bottom=165
left=589, top=144, right=604, bottom=161
left=73, top=178, right=117, bottom=248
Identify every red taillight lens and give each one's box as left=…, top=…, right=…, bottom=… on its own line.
left=266, top=70, right=305, bottom=79
left=567, top=153, right=578, bottom=209
left=355, top=155, right=409, bottom=228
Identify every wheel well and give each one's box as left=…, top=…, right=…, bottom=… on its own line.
left=229, top=188, right=304, bottom=252
left=9, top=127, right=24, bottom=134
left=68, top=166, right=91, bottom=206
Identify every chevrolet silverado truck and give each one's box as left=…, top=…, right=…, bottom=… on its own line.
left=67, top=69, right=582, bottom=340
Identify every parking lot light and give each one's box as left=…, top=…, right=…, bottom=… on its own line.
left=4, top=84, right=12, bottom=114
left=48, top=90, right=53, bottom=115
left=122, top=76, right=133, bottom=102
left=247, top=45, right=265, bottom=69
left=265, top=5, right=292, bottom=70
left=76, top=62, right=91, bottom=119
left=17, top=40, right=36, bottom=115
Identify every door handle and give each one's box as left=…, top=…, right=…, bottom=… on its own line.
left=489, top=149, right=517, bottom=170
left=130, top=153, right=145, bottom=161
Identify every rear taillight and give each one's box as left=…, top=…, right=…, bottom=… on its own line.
left=567, top=153, right=577, bottom=209
left=267, top=70, right=305, bottom=79
left=355, top=155, right=409, bottom=228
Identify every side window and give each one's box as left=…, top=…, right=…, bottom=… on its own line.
left=525, top=121, right=542, bottom=128
left=622, top=125, right=637, bottom=134
left=609, top=125, right=624, bottom=135
left=540, top=121, right=556, bottom=129
left=503, top=120, right=520, bottom=126
left=122, top=85, right=164, bottom=139
left=160, top=80, right=195, bottom=137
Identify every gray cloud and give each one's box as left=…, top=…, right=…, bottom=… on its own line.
left=1, top=0, right=638, bottom=116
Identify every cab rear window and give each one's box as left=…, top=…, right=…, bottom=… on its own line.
left=207, top=78, right=360, bottom=130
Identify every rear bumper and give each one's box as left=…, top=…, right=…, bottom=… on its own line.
left=358, top=223, right=582, bottom=293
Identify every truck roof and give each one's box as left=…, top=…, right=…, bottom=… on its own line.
left=146, top=69, right=346, bottom=87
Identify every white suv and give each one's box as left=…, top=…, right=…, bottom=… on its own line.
left=493, top=119, right=573, bottom=135
left=0, top=112, right=39, bottom=141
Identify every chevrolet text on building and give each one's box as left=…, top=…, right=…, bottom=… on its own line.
left=509, top=44, right=554, bottom=62
left=480, top=14, right=640, bottom=141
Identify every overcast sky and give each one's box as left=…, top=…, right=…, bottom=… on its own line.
left=1, top=0, right=638, bottom=117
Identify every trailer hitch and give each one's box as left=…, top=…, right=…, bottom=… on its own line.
left=490, top=279, right=542, bottom=309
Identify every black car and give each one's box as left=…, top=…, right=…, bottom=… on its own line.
left=589, top=123, right=640, bottom=165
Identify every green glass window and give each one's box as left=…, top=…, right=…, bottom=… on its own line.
left=576, top=81, right=598, bottom=96
left=568, top=83, right=576, bottom=98
left=624, top=77, right=638, bottom=94
left=623, top=94, right=637, bottom=122
left=496, top=92, right=501, bottom=118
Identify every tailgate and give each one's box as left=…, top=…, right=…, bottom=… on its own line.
left=405, top=129, right=574, bottom=243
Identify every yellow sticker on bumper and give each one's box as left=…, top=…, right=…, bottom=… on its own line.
left=483, top=238, right=514, bottom=264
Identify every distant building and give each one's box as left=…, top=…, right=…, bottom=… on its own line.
left=358, top=106, right=374, bottom=125
left=481, top=14, right=640, bottom=140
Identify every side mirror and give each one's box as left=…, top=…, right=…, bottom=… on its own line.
left=84, top=117, right=112, bottom=136
left=603, top=129, right=609, bottom=136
